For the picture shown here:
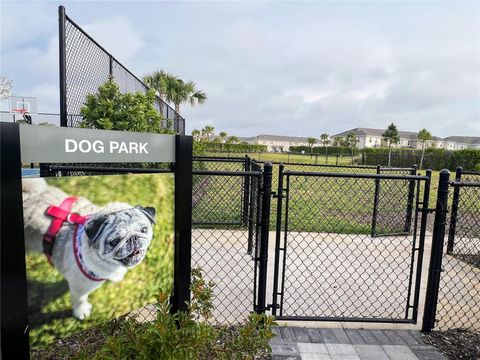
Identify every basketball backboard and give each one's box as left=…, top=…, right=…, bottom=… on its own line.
left=9, top=96, right=38, bottom=115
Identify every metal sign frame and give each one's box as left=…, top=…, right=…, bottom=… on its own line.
left=0, top=123, right=192, bottom=359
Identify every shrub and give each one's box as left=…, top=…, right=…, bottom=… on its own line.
left=80, top=77, right=173, bottom=134
left=362, top=148, right=480, bottom=170
left=200, top=142, right=267, bottom=153
left=74, top=269, right=275, bottom=360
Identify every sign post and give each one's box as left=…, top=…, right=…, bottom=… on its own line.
left=0, top=123, right=192, bottom=359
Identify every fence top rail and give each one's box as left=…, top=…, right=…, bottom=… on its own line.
left=193, top=156, right=246, bottom=162
left=253, top=160, right=378, bottom=169
left=192, top=170, right=261, bottom=176
left=284, top=170, right=429, bottom=181
left=63, top=11, right=184, bottom=122
left=450, top=181, right=480, bottom=187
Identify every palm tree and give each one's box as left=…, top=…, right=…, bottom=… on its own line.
left=219, top=131, right=228, bottom=150
left=333, top=136, right=344, bottom=147
left=143, top=70, right=207, bottom=114
left=202, top=125, right=214, bottom=141
left=226, top=136, right=239, bottom=144
left=307, top=137, right=317, bottom=154
left=346, top=132, right=358, bottom=163
left=191, top=129, right=201, bottom=142
left=320, top=133, right=330, bottom=157
left=383, top=123, right=400, bottom=167
left=143, top=70, right=169, bottom=100
left=417, top=128, right=432, bottom=169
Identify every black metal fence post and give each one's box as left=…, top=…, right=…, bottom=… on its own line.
left=58, top=5, right=67, bottom=127
left=171, top=135, right=193, bottom=314
left=371, top=165, right=381, bottom=236
left=447, top=167, right=462, bottom=254
left=271, top=164, right=284, bottom=316
left=256, top=162, right=273, bottom=313
left=422, top=169, right=450, bottom=332
left=1, top=123, right=30, bottom=359
left=412, top=169, right=431, bottom=322
left=243, top=155, right=251, bottom=226
left=404, top=164, right=418, bottom=233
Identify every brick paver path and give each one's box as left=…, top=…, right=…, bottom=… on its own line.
left=270, top=327, right=447, bottom=360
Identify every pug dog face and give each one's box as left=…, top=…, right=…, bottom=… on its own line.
left=85, top=206, right=156, bottom=268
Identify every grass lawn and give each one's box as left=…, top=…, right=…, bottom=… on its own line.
left=195, top=152, right=443, bottom=234
left=26, top=174, right=174, bottom=348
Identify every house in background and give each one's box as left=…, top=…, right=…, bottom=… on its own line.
left=241, top=134, right=319, bottom=152
left=331, top=128, right=480, bottom=150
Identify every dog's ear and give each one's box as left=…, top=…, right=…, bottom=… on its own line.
left=135, top=206, right=156, bottom=224
left=85, top=214, right=109, bottom=244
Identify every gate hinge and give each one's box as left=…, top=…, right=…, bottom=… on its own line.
left=266, top=303, right=279, bottom=311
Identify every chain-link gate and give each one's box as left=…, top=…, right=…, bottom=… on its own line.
left=423, top=168, right=480, bottom=331
left=191, top=157, right=271, bottom=324
left=270, top=167, right=431, bottom=323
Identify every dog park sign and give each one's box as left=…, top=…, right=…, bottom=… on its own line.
left=19, top=125, right=175, bottom=163
left=0, top=123, right=192, bottom=359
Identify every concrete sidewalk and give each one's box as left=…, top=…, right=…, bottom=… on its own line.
left=270, top=327, right=447, bottom=360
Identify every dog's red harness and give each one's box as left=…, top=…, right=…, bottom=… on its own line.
left=43, top=197, right=105, bottom=281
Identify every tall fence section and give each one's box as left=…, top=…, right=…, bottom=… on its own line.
left=191, top=157, right=479, bottom=333
left=59, top=6, right=185, bottom=134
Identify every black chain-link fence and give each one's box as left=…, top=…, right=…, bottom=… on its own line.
left=272, top=171, right=431, bottom=322
left=434, top=172, right=480, bottom=330
left=61, top=9, right=184, bottom=133
left=191, top=157, right=264, bottom=325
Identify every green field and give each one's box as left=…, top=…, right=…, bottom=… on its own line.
left=26, top=174, right=174, bottom=348
left=196, top=152, right=442, bottom=233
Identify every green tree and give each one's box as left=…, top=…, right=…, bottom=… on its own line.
left=320, top=133, right=330, bottom=156
left=333, top=136, right=344, bottom=147
left=346, top=132, right=358, bottom=160
left=417, top=128, right=433, bottom=169
left=382, top=123, right=400, bottom=166
left=202, top=125, right=215, bottom=141
left=144, top=70, right=207, bottom=114
left=226, top=136, right=239, bottom=144
left=80, top=77, right=169, bottom=134
left=219, top=131, right=228, bottom=150
left=307, top=137, right=317, bottom=154
left=191, top=129, right=201, bottom=142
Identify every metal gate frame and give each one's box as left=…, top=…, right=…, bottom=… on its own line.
left=269, top=167, right=432, bottom=323
left=371, top=165, right=418, bottom=237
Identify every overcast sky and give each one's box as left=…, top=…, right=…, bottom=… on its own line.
left=1, top=1, right=479, bottom=137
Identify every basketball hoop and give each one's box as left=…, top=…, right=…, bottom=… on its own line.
left=12, top=108, right=27, bottom=115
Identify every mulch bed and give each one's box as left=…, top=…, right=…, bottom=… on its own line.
left=422, top=329, right=480, bottom=360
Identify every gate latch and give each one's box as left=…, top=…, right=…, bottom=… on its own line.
left=421, top=208, right=436, bottom=214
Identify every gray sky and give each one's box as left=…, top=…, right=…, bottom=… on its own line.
left=1, top=1, right=479, bottom=137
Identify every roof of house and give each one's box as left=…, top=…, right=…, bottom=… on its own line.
left=444, top=136, right=480, bottom=145
left=332, top=128, right=422, bottom=139
left=331, top=128, right=480, bottom=143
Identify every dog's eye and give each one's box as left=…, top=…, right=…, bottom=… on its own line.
left=110, top=237, right=121, bottom=247
left=141, top=226, right=149, bottom=233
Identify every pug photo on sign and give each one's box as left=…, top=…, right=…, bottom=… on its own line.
left=22, top=178, right=156, bottom=320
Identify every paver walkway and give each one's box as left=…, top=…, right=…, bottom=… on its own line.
left=270, top=327, right=447, bottom=360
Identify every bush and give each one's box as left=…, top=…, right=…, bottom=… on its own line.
left=362, top=148, right=480, bottom=170
left=200, top=142, right=267, bottom=153
left=80, top=77, right=173, bottom=134
left=68, top=269, right=276, bottom=360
